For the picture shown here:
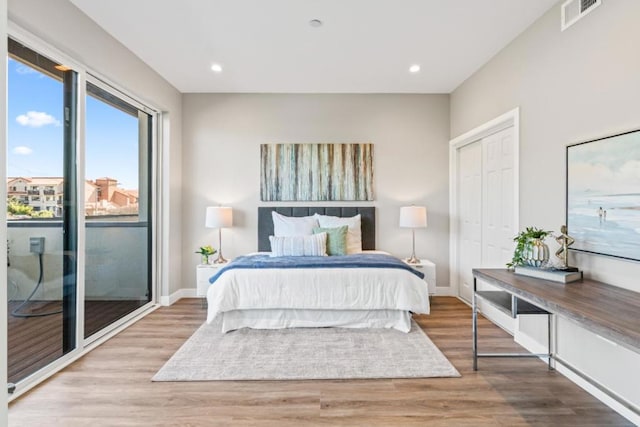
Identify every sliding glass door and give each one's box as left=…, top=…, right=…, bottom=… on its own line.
left=6, top=34, right=157, bottom=392
left=83, top=80, right=153, bottom=339
left=6, top=39, right=77, bottom=385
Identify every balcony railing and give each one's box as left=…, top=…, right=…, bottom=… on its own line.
left=43, top=190, right=55, bottom=195
left=7, top=218, right=148, bottom=300
left=27, top=190, right=40, bottom=195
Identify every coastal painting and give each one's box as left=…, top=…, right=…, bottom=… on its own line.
left=566, top=129, right=640, bottom=261
left=260, top=143, right=374, bottom=201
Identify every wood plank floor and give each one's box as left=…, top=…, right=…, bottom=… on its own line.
left=8, top=300, right=146, bottom=384
left=9, top=297, right=632, bottom=426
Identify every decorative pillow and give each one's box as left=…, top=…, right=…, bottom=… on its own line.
left=269, top=233, right=327, bottom=257
left=272, top=211, right=319, bottom=236
left=313, top=226, right=348, bottom=256
left=315, top=214, right=362, bottom=254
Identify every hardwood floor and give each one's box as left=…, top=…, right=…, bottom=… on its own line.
left=8, top=297, right=632, bottom=426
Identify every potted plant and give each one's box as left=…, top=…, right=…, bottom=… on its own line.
left=195, top=245, right=217, bottom=265
left=507, top=227, right=553, bottom=269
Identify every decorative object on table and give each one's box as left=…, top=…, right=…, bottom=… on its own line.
left=507, top=227, right=553, bottom=269
left=195, top=245, right=216, bottom=265
left=554, top=225, right=579, bottom=272
left=567, top=128, right=640, bottom=262
left=514, top=265, right=583, bottom=283
left=260, top=143, right=374, bottom=201
left=399, top=206, right=427, bottom=264
left=205, top=206, right=233, bottom=264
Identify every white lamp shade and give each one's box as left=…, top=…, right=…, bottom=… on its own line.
left=399, top=206, right=427, bottom=228
left=205, top=206, right=233, bottom=228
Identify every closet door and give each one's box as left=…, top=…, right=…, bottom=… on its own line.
left=456, top=125, right=516, bottom=303
left=482, top=127, right=516, bottom=267
left=457, top=141, right=482, bottom=303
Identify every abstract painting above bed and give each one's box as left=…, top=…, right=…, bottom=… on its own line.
left=260, top=143, right=374, bottom=201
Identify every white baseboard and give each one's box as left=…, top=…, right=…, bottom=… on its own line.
left=434, top=286, right=455, bottom=296
left=554, top=361, right=640, bottom=426
left=159, top=288, right=197, bottom=306
left=512, top=320, right=639, bottom=425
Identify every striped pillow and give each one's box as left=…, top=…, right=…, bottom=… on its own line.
left=269, top=233, right=327, bottom=257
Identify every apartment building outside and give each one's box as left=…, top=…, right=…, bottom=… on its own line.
left=8, top=176, right=138, bottom=217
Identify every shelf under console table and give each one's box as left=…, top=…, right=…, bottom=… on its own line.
left=471, top=268, right=640, bottom=418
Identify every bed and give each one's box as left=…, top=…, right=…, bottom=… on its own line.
left=206, top=207, right=430, bottom=333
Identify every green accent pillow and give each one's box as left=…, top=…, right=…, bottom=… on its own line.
left=313, top=225, right=348, bottom=256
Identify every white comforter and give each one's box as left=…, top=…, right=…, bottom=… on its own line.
left=206, top=266, right=430, bottom=324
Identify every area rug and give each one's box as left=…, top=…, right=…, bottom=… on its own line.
left=153, top=318, right=460, bottom=381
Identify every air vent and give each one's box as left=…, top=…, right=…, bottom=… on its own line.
left=561, top=0, right=601, bottom=31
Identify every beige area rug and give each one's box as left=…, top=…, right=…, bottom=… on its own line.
left=153, top=318, right=460, bottom=381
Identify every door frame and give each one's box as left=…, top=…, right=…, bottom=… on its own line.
left=449, top=107, right=520, bottom=299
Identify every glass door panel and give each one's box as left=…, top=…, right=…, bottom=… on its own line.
left=6, top=39, right=77, bottom=385
left=84, top=80, right=152, bottom=339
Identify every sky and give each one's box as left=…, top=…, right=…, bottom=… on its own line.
left=568, top=132, right=640, bottom=195
left=7, top=57, right=140, bottom=190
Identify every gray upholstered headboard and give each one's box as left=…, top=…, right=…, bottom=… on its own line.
left=258, top=206, right=376, bottom=252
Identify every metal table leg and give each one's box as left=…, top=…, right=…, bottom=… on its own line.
left=472, top=277, right=478, bottom=371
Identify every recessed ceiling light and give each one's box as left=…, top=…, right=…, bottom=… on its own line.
left=211, top=64, right=223, bottom=73
left=309, top=19, right=323, bottom=28
left=409, top=64, right=421, bottom=73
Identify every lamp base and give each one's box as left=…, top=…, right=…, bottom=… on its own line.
left=212, top=253, right=228, bottom=264
left=405, top=255, right=420, bottom=264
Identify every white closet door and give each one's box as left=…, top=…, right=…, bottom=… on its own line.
left=482, top=127, right=516, bottom=267
left=456, top=125, right=516, bottom=303
left=457, top=141, right=482, bottom=303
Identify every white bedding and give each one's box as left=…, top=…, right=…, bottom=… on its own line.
left=206, top=257, right=430, bottom=332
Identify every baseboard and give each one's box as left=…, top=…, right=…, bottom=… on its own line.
left=434, top=286, right=454, bottom=296
left=554, top=359, right=640, bottom=425
left=159, top=288, right=197, bottom=306
left=514, top=321, right=639, bottom=425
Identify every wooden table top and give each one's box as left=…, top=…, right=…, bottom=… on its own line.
left=473, top=268, right=640, bottom=353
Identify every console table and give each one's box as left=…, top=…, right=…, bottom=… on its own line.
left=472, top=268, right=640, bottom=416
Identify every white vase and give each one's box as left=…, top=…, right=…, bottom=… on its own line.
left=524, top=238, right=549, bottom=267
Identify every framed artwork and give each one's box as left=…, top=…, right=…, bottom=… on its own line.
left=566, top=129, right=640, bottom=261
left=260, top=143, right=374, bottom=201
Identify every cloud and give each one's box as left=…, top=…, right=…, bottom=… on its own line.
left=13, top=146, right=33, bottom=155
left=15, top=65, right=37, bottom=75
left=16, top=111, right=60, bottom=128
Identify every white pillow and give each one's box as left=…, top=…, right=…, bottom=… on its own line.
left=269, top=233, right=327, bottom=257
left=315, top=214, right=362, bottom=254
left=272, top=211, right=319, bottom=236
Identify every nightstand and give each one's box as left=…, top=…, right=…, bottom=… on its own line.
left=403, top=259, right=436, bottom=295
left=196, top=262, right=228, bottom=299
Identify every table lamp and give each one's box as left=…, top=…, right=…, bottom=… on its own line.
left=399, top=206, right=427, bottom=264
left=205, top=206, right=233, bottom=264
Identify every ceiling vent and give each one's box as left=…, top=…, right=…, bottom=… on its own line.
left=561, top=0, right=602, bottom=31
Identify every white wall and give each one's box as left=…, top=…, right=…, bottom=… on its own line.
left=182, top=94, right=450, bottom=291
left=450, top=1, right=640, bottom=420
left=1, top=0, right=9, bottom=422
left=451, top=0, right=640, bottom=292
left=7, top=0, right=184, bottom=296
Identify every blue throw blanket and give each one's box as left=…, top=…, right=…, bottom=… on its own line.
left=209, top=253, right=424, bottom=283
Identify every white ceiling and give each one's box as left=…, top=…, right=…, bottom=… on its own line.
left=70, top=0, right=557, bottom=94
